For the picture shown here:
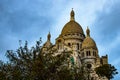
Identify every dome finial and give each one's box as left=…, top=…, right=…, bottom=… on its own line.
left=86, top=26, right=90, bottom=37
left=70, top=8, right=75, bottom=21
left=47, top=32, right=51, bottom=41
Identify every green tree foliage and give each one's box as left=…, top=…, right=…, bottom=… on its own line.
left=0, top=39, right=84, bottom=80
left=0, top=38, right=118, bottom=80
left=95, top=64, right=118, bottom=80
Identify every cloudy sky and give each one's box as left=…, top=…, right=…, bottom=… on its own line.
left=0, top=0, right=120, bottom=79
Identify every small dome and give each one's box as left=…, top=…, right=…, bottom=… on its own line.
left=82, top=37, right=97, bottom=49
left=43, top=41, right=52, bottom=48
left=82, top=27, right=97, bottom=50
left=43, top=32, right=52, bottom=48
left=61, top=9, right=84, bottom=35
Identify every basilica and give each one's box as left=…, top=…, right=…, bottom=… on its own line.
left=42, top=9, right=108, bottom=80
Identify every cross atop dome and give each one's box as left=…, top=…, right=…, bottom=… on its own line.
left=47, top=32, right=51, bottom=41
left=86, top=26, right=90, bottom=37
left=61, top=9, right=84, bottom=36
left=70, top=8, right=75, bottom=21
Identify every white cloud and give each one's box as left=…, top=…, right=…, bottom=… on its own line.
left=50, top=0, right=108, bottom=43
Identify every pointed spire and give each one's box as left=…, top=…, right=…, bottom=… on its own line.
left=86, top=26, right=90, bottom=37
left=47, top=32, right=51, bottom=41
left=70, top=8, right=75, bottom=21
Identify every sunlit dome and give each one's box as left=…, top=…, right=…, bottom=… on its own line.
left=82, top=27, right=97, bottom=50
left=61, top=9, right=84, bottom=36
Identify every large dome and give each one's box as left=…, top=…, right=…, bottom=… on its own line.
left=61, top=9, right=84, bottom=36
left=82, top=27, right=97, bottom=50
left=61, top=21, right=84, bottom=35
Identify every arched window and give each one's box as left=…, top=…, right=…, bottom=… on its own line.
left=93, top=51, right=95, bottom=56
left=68, top=43, right=71, bottom=46
left=77, top=43, right=79, bottom=50
left=86, top=51, right=90, bottom=56
left=89, top=51, right=91, bottom=56
left=86, top=51, right=89, bottom=56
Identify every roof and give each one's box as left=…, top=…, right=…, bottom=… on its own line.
left=82, top=27, right=97, bottom=50
left=61, top=9, right=84, bottom=36
left=61, top=21, right=84, bottom=35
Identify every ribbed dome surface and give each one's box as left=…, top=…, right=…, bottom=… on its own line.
left=61, top=21, right=84, bottom=35
left=82, top=36, right=97, bottom=49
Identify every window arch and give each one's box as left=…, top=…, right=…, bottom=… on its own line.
left=86, top=51, right=91, bottom=56
left=77, top=43, right=79, bottom=50
left=86, top=51, right=89, bottom=56
left=89, top=51, right=90, bottom=56
left=68, top=43, right=71, bottom=46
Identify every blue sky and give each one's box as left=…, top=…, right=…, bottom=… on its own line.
left=0, top=0, right=120, bottom=79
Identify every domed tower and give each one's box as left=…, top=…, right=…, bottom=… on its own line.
left=55, top=9, right=85, bottom=67
left=42, top=32, right=52, bottom=51
left=56, top=9, right=85, bottom=52
left=81, top=27, right=99, bottom=70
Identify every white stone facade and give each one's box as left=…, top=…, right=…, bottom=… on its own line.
left=42, top=9, right=108, bottom=80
